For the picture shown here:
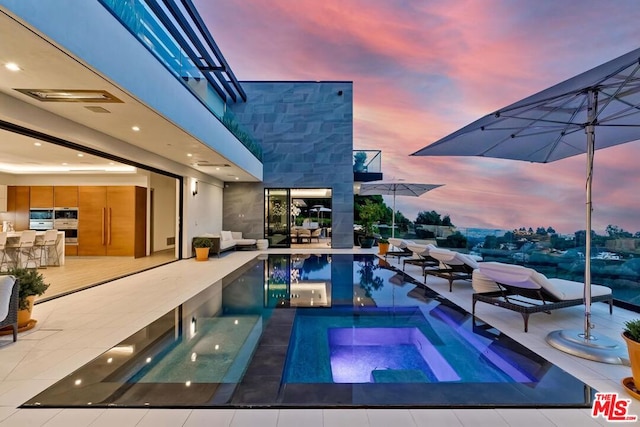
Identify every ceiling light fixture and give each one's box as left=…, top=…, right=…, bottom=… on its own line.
left=34, top=142, right=42, bottom=147
left=5, top=62, right=20, bottom=71
left=77, top=153, right=84, bottom=157
left=131, top=126, right=140, bottom=132
left=15, top=89, right=123, bottom=103
left=187, top=153, right=193, bottom=157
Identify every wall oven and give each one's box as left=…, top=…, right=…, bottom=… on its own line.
left=29, top=208, right=54, bottom=230
left=54, top=207, right=79, bottom=244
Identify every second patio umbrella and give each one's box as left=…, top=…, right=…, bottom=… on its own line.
left=358, top=180, right=443, bottom=238
left=412, top=46, right=640, bottom=364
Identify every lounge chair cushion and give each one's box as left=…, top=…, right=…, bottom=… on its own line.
left=220, top=230, right=233, bottom=241
left=478, top=262, right=612, bottom=301
left=430, top=248, right=480, bottom=269
left=388, top=238, right=414, bottom=249
left=407, top=243, right=436, bottom=258
left=472, top=269, right=500, bottom=293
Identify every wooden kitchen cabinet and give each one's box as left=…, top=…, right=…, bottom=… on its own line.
left=54, top=186, right=78, bottom=207
left=7, top=186, right=30, bottom=230
left=78, top=186, right=146, bottom=257
left=30, top=186, right=54, bottom=207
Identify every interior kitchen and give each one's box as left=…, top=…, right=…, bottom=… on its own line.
left=0, top=131, right=180, bottom=300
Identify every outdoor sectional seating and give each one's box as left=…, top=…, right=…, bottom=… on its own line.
left=195, top=231, right=257, bottom=257
left=472, top=261, right=613, bottom=332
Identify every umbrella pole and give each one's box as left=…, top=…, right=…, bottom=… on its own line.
left=546, top=90, right=627, bottom=365
left=391, top=191, right=396, bottom=238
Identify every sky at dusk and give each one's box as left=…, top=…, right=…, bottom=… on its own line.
left=195, top=0, right=640, bottom=235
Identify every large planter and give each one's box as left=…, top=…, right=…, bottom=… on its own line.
left=623, top=332, right=640, bottom=388
left=378, top=242, right=390, bottom=255
left=195, top=247, right=210, bottom=261
left=359, top=236, right=375, bottom=249
left=17, top=296, right=35, bottom=327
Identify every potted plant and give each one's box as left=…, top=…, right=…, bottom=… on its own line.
left=192, top=237, right=213, bottom=261
left=358, top=200, right=380, bottom=248
left=378, top=238, right=390, bottom=255
left=623, top=319, right=640, bottom=390
left=6, top=267, right=49, bottom=327
left=353, top=151, right=367, bottom=172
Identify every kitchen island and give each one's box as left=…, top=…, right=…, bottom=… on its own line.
left=5, top=230, right=66, bottom=266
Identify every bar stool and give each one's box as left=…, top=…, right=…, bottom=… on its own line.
left=36, top=229, right=60, bottom=268
left=7, top=230, right=38, bottom=269
left=0, top=232, right=12, bottom=272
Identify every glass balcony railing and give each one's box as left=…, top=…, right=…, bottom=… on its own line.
left=98, top=0, right=262, bottom=160
left=353, top=150, right=381, bottom=173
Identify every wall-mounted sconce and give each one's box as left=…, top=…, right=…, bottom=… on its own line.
left=190, top=316, right=197, bottom=338
left=191, top=179, right=198, bottom=196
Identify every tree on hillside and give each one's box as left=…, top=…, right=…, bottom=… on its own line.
left=415, top=210, right=454, bottom=227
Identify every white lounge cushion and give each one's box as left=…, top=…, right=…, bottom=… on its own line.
left=407, top=243, right=436, bottom=257
left=0, top=276, right=15, bottom=321
left=478, top=262, right=612, bottom=301
left=472, top=269, right=500, bottom=293
left=220, top=230, right=233, bottom=241
left=236, top=238, right=256, bottom=246
left=430, top=248, right=480, bottom=269
left=219, top=239, right=236, bottom=250
left=231, top=231, right=243, bottom=240
left=388, top=238, right=414, bottom=249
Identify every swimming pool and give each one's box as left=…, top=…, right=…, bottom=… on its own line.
left=23, top=254, right=595, bottom=408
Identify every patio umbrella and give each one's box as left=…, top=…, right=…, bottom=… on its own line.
left=310, top=205, right=331, bottom=224
left=359, top=179, right=443, bottom=238
left=412, top=47, right=640, bottom=365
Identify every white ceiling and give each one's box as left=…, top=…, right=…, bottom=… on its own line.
left=0, top=9, right=257, bottom=181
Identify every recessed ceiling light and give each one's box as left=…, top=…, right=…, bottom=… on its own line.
left=131, top=126, right=140, bottom=132
left=34, top=142, right=42, bottom=147
left=234, top=177, right=239, bottom=180
left=5, top=62, right=20, bottom=71
left=216, top=167, right=220, bottom=170
left=62, top=163, right=68, bottom=166
left=77, top=153, right=84, bottom=157
left=187, top=153, right=193, bottom=157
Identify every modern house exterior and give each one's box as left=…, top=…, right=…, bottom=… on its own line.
left=0, top=0, right=360, bottom=256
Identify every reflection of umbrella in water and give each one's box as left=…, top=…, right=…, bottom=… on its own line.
left=359, top=179, right=443, bottom=238
left=412, top=47, right=640, bottom=365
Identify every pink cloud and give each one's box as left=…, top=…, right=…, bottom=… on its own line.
left=195, top=0, right=640, bottom=234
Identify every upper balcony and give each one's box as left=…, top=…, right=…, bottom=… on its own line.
left=99, top=0, right=261, bottom=160
left=353, top=150, right=383, bottom=182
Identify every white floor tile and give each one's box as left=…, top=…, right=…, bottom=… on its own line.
left=452, top=409, right=509, bottom=426
left=136, top=409, right=192, bottom=427
left=366, top=409, right=415, bottom=427
left=0, top=408, right=60, bottom=427
left=88, top=408, right=148, bottom=427
left=494, top=409, right=556, bottom=427
left=42, top=408, right=105, bottom=427
left=183, top=409, right=235, bottom=427
left=408, top=409, right=462, bottom=426
left=277, top=409, right=323, bottom=427
left=322, top=409, right=369, bottom=427
left=230, top=409, right=279, bottom=427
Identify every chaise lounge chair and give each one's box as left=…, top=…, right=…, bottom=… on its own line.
left=472, top=262, right=613, bottom=332
left=385, top=238, right=415, bottom=263
left=423, top=248, right=480, bottom=292
left=403, top=243, right=440, bottom=271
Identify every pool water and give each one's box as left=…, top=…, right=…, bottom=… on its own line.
left=23, top=253, right=596, bottom=408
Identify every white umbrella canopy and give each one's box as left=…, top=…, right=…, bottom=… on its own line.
left=358, top=180, right=443, bottom=238
left=412, top=47, right=640, bottom=365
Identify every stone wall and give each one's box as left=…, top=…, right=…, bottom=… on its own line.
left=223, top=81, right=354, bottom=248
